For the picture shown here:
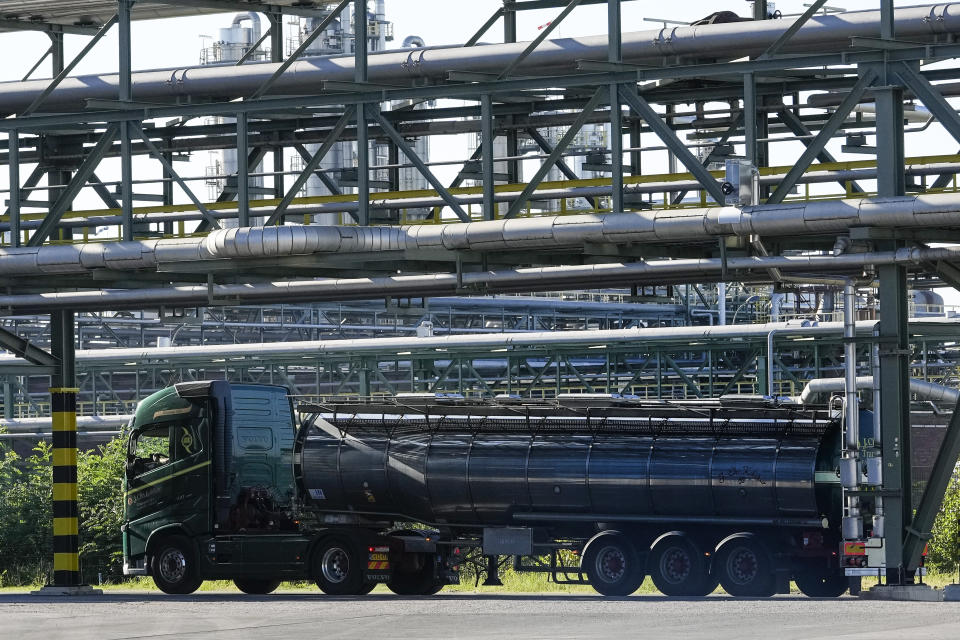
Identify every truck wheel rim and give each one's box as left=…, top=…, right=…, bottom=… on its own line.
left=660, top=546, right=691, bottom=584
left=595, top=545, right=626, bottom=583
left=159, top=548, right=187, bottom=584
left=322, top=547, right=350, bottom=584
left=726, top=547, right=759, bottom=586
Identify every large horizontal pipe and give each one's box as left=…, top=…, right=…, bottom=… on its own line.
left=0, top=5, right=957, bottom=114
left=0, top=321, right=869, bottom=366
left=0, top=415, right=131, bottom=433
left=4, top=192, right=960, bottom=277
left=1, top=245, right=957, bottom=313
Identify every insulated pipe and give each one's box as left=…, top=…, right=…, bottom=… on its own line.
left=0, top=5, right=957, bottom=114
left=0, top=321, right=862, bottom=366
left=6, top=192, right=960, bottom=277
left=797, top=377, right=960, bottom=405
left=0, top=415, right=131, bottom=432
left=2, top=245, right=960, bottom=313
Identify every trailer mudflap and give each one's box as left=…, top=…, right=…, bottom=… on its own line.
left=366, top=544, right=392, bottom=583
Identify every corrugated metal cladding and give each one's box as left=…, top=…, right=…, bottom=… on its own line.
left=0, top=1, right=311, bottom=28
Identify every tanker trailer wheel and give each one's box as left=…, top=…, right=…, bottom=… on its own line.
left=794, top=566, right=848, bottom=598
left=581, top=532, right=644, bottom=597
left=649, top=533, right=713, bottom=597
left=313, top=537, right=366, bottom=595
left=387, top=553, right=440, bottom=596
left=234, top=578, right=282, bottom=595
left=715, top=534, right=775, bottom=598
left=150, top=535, right=203, bottom=595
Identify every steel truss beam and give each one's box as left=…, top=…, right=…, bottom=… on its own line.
left=26, top=124, right=120, bottom=247
left=265, top=107, right=356, bottom=226
left=21, top=15, right=118, bottom=117
left=776, top=107, right=865, bottom=194
left=133, top=124, right=222, bottom=230
left=367, top=105, right=472, bottom=222
left=498, top=0, right=584, bottom=80
left=505, top=88, right=605, bottom=218
left=525, top=127, right=597, bottom=209
left=0, top=326, right=57, bottom=368
left=767, top=69, right=878, bottom=204
left=249, top=0, right=351, bottom=100
left=618, top=87, right=725, bottom=204
left=0, top=19, right=100, bottom=36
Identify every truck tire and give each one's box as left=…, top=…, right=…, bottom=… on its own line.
left=795, top=568, right=848, bottom=598
left=582, top=532, right=644, bottom=597
left=313, top=538, right=366, bottom=595
left=234, top=578, right=282, bottom=595
left=715, top=534, right=775, bottom=598
left=649, top=533, right=713, bottom=597
left=387, top=554, right=440, bottom=596
left=150, top=535, right=203, bottom=595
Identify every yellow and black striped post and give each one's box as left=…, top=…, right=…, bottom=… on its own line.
left=51, top=387, right=80, bottom=587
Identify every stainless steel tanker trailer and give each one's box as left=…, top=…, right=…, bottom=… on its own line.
left=123, top=382, right=857, bottom=597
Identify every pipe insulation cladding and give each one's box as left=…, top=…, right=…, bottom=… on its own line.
left=0, top=5, right=958, bottom=114
left=3, top=193, right=960, bottom=277
left=1, top=246, right=959, bottom=312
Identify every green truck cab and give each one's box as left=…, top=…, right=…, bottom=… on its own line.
left=122, top=381, right=449, bottom=595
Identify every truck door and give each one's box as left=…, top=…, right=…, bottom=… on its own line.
left=125, top=415, right=211, bottom=540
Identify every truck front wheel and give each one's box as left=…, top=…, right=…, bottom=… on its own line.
left=150, top=535, right=202, bottom=595
left=314, top=538, right=366, bottom=595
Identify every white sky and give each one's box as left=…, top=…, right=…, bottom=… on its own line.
left=0, top=0, right=957, bottom=303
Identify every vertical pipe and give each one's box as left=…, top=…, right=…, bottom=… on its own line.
left=237, top=112, right=250, bottom=227
left=481, top=94, right=495, bottom=220
left=841, top=281, right=863, bottom=541
left=119, top=0, right=134, bottom=241
left=355, top=0, right=370, bottom=225
left=844, top=282, right=859, bottom=450
left=8, top=130, right=20, bottom=247
left=718, top=282, right=727, bottom=326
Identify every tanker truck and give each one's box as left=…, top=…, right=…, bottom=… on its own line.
left=122, top=381, right=855, bottom=597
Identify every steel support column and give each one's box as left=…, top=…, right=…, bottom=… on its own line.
left=608, top=0, right=623, bottom=212
left=8, top=130, right=19, bottom=247
left=481, top=94, right=496, bottom=220
left=874, top=60, right=911, bottom=584
left=355, top=0, right=369, bottom=226
left=118, top=0, right=134, bottom=241
left=237, top=112, right=250, bottom=227
left=50, top=310, right=78, bottom=588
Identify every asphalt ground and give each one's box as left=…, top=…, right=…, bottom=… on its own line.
left=2, top=591, right=959, bottom=640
